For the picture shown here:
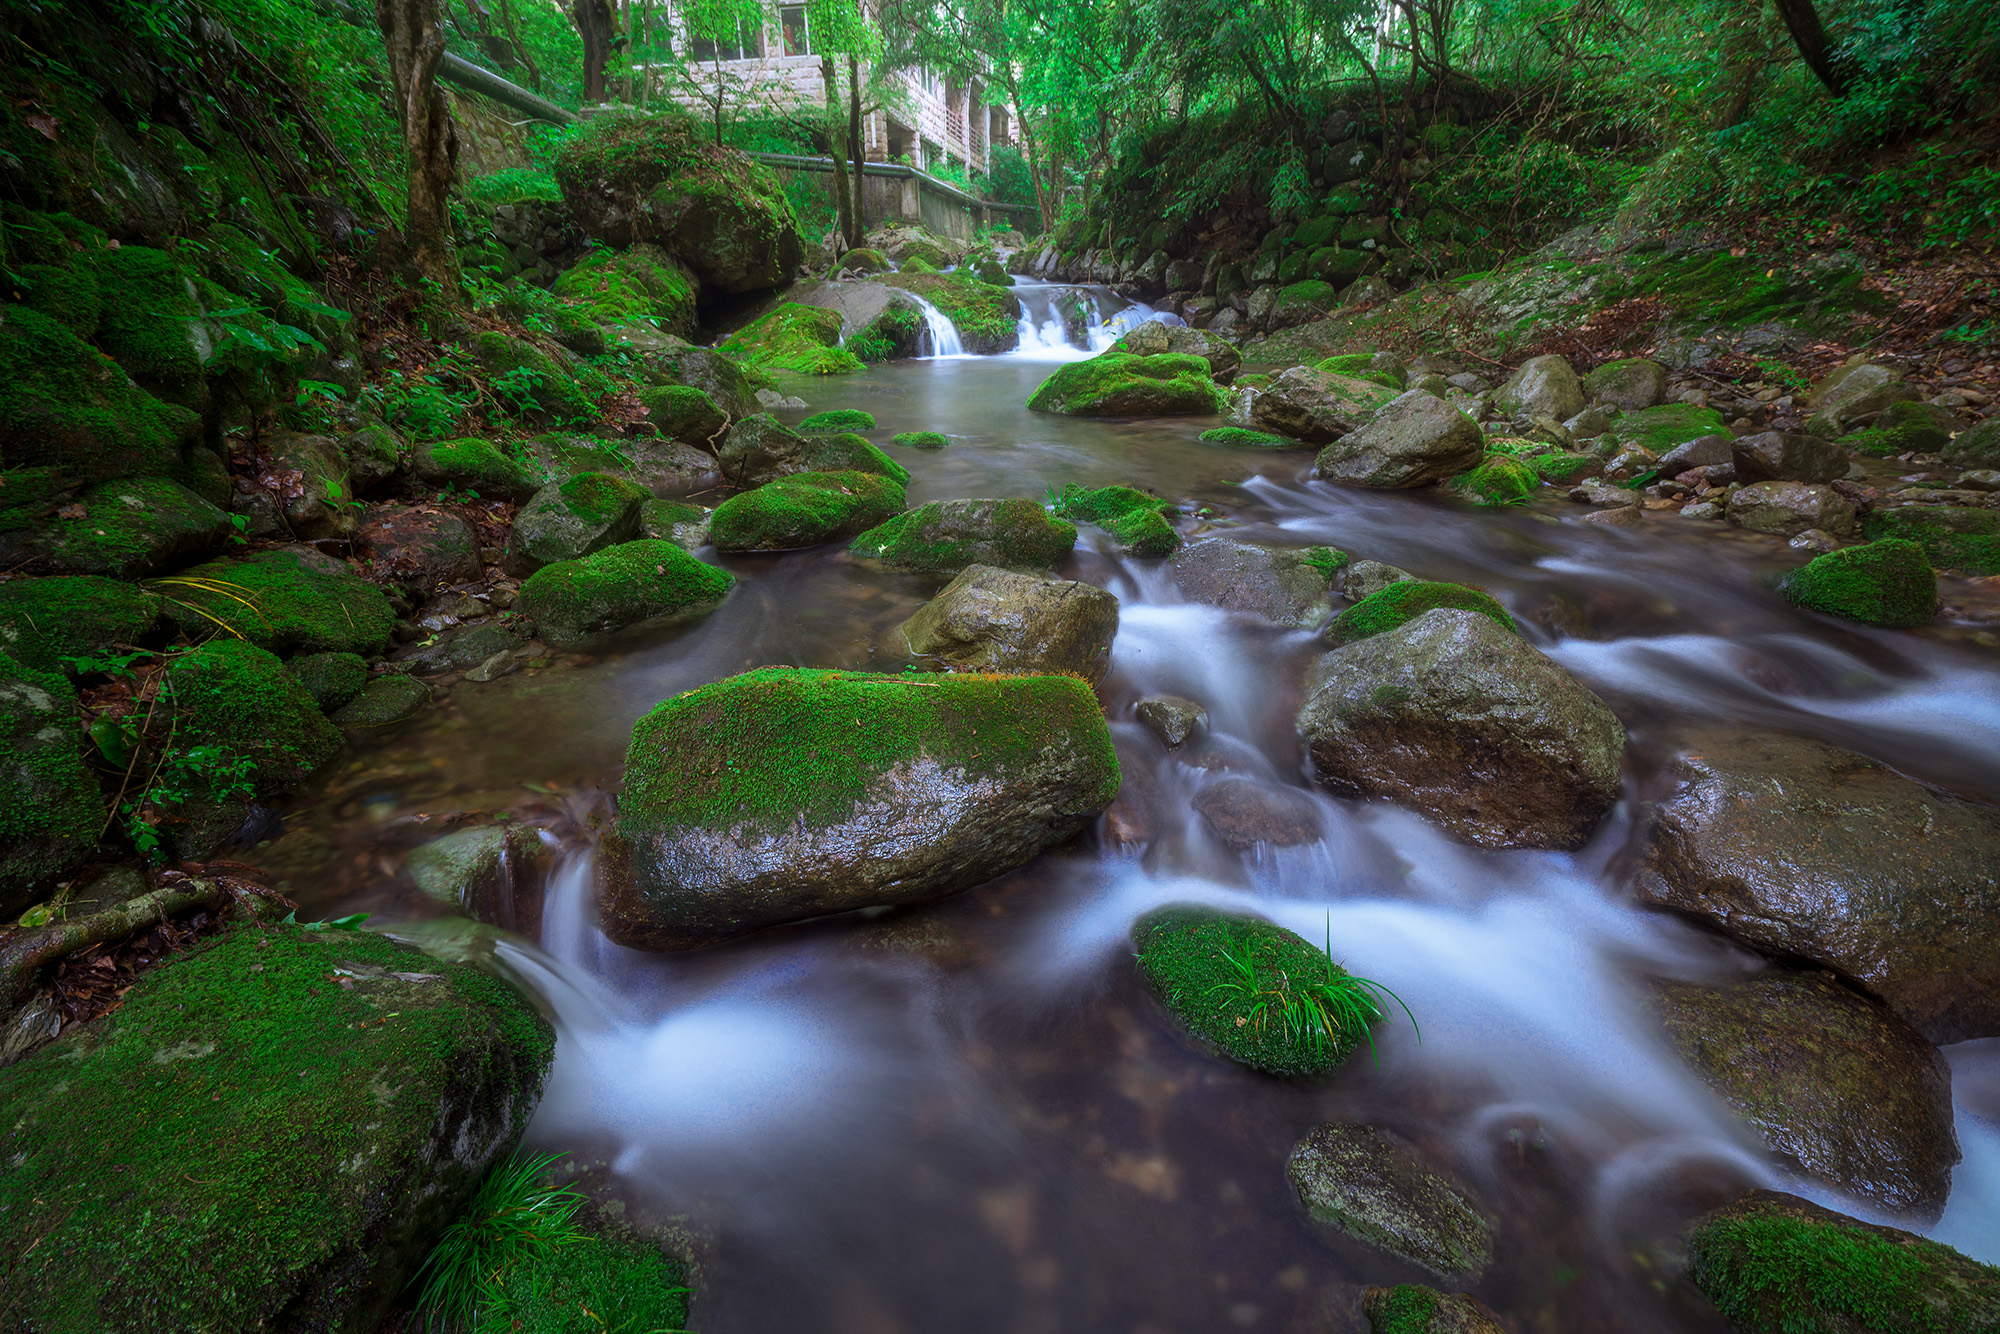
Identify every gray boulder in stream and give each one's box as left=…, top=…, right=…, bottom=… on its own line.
left=1287, top=1122, right=1495, bottom=1281
left=1649, top=969, right=1958, bottom=1220
left=1493, top=354, right=1586, bottom=422
left=1297, top=608, right=1625, bottom=849
left=1313, top=390, right=1485, bottom=489
left=1249, top=366, right=1398, bottom=443
left=1636, top=729, right=2000, bottom=1044
left=503, top=472, right=649, bottom=575
left=599, top=667, right=1121, bottom=949
left=1169, top=537, right=1345, bottom=628
left=898, top=564, right=1120, bottom=684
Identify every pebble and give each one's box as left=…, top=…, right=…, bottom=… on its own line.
left=1788, top=528, right=1842, bottom=553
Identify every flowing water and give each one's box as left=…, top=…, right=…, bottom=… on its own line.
left=265, top=292, right=2000, bottom=1332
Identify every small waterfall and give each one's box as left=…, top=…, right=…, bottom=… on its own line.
left=1008, top=280, right=1159, bottom=360
left=902, top=293, right=965, bottom=358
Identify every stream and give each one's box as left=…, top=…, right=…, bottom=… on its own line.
left=273, top=283, right=2000, bottom=1332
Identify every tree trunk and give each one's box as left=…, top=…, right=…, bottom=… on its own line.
left=822, top=55, right=855, bottom=250
left=375, top=0, right=461, bottom=298
left=1772, top=0, right=1850, bottom=96
left=575, top=0, right=614, bottom=102
left=495, top=0, right=543, bottom=91
left=847, top=53, right=866, bottom=247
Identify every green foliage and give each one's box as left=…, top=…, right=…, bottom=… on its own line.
left=891, top=430, right=952, bottom=450
left=416, top=1154, right=585, bottom=1325
left=799, top=409, right=878, bottom=432
left=470, top=1233, right=690, bottom=1334
left=461, top=168, right=564, bottom=208
left=1367, top=1285, right=1443, bottom=1334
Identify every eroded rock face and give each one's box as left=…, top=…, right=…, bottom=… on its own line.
left=1298, top=609, right=1625, bottom=849
left=1650, top=969, right=1958, bottom=1220
left=1170, top=537, right=1342, bottom=628
left=1732, top=431, right=1849, bottom=484
left=1313, top=391, right=1485, bottom=489
left=1637, top=730, right=2000, bottom=1044
left=898, top=564, right=1119, bottom=684
left=600, top=668, right=1120, bottom=949
left=1287, top=1123, right=1495, bottom=1281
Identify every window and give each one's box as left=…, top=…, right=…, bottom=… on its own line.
left=780, top=5, right=809, bottom=55
left=692, top=17, right=761, bottom=61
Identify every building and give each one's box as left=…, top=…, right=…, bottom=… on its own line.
left=659, top=3, right=1013, bottom=179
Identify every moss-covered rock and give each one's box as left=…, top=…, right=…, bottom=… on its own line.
left=1778, top=539, right=1938, bottom=628
left=0, top=651, right=100, bottom=919
left=553, top=113, right=805, bottom=293
left=1327, top=581, right=1518, bottom=645
left=265, top=431, right=356, bottom=541
left=1445, top=455, right=1539, bottom=505
left=1604, top=402, right=1730, bottom=455
left=329, top=674, right=431, bottom=728
left=90, top=244, right=209, bottom=411
left=1251, top=366, right=1400, bottom=443
left=284, top=651, right=368, bottom=712
left=717, top=415, right=906, bottom=487
left=709, top=470, right=906, bottom=552
left=839, top=246, right=889, bottom=273
left=340, top=423, right=408, bottom=495
left=412, top=436, right=539, bottom=501
left=1270, top=280, right=1338, bottom=328
left=848, top=498, right=1077, bottom=575
left=1290, top=1123, right=1496, bottom=1282
left=9, top=477, right=233, bottom=580
left=1050, top=484, right=1180, bottom=556
left=0, top=575, right=162, bottom=675
left=1581, top=357, right=1667, bottom=411
left=638, top=498, right=709, bottom=549
left=1839, top=402, right=1955, bottom=458
left=517, top=432, right=716, bottom=496
left=503, top=472, right=649, bottom=576
left=1027, top=351, right=1225, bottom=416
left=14, top=260, right=101, bottom=335
left=638, top=384, right=728, bottom=447
left=1132, top=904, right=1383, bottom=1076
left=877, top=272, right=1022, bottom=353
left=892, top=430, right=951, bottom=450
left=799, top=409, right=876, bottom=432
left=549, top=242, right=698, bottom=340
left=473, top=333, right=595, bottom=424
left=517, top=539, right=733, bottom=649
left=1530, top=451, right=1600, bottom=484
left=1861, top=505, right=2000, bottom=574
left=160, top=638, right=344, bottom=800
left=0, top=918, right=554, bottom=1333
left=1199, top=426, right=1297, bottom=448
left=1943, top=418, right=2000, bottom=469
left=599, top=667, right=1120, bottom=949
left=164, top=547, right=397, bottom=657
left=716, top=302, right=862, bottom=376
left=1683, top=1190, right=2000, bottom=1334
left=636, top=346, right=758, bottom=418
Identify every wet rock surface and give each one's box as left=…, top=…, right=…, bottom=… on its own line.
left=1190, top=776, right=1323, bottom=849
left=1135, top=695, right=1206, bottom=749
left=1314, top=390, right=1486, bottom=489
left=1637, top=729, right=2000, bottom=1044
left=357, top=505, right=482, bottom=597
left=1287, top=1122, right=1495, bottom=1281
left=898, top=564, right=1120, bottom=684
left=1169, top=537, right=1343, bottom=627
left=1251, top=366, right=1398, bottom=442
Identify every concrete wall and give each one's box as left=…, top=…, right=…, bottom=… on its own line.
left=745, top=153, right=1039, bottom=240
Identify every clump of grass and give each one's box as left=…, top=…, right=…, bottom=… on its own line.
left=414, top=1152, right=585, bottom=1325
left=1204, top=918, right=1416, bottom=1067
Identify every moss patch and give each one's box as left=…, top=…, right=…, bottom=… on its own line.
left=1607, top=402, right=1729, bottom=454
left=91, top=245, right=207, bottom=408
left=892, top=430, right=951, bottom=450
left=1052, top=484, right=1180, bottom=556
left=550, top=243, right=697, bottom=340
left=709, top=470, right=906, bottom=552
left=717, top=302, right=862, bottom=376
left=164, top=547, right=397, bottom=657
left=284, top=651, right=368, bottom=712
left=1779, top=539, right=1938, bottom=628
left=1027, top=352, right=1226, bottom=416
left=1861, top=506, right=1999, bottom=573
left=13, top=260, right=101, bottom=335
left=618, top=666, right=1118, bottom=841
left=0, top=919, right=553, bottom=1334
left=160, top=637, right=345, bottom=793
left=1200, top=426, right=1297, bottom=448
left=805, top=432, right=910, bottom=484
left=0, top=650, right=100, bottom=914
left=1446, top=455, right=1540, bottom=505
left=517, top=539, right=733, bottom=649
left=799, top=409, right=876, bottom=432
left=473, top=333, right=595, bottom=423
left=17, top=477, right=233, bottom=581
left=638, top=384, right=727, bottom=447
left=1530, top=452, right=1600, bottom=484
left=876, top=272, right=1021, bottom=352
left=1328, top=582, right=1518, bottom=644
left=1132, top=903, right=1380, bottom=1078
left=328, top=674, right=430, bottom=727
left=1365, top=1285, right=1443, bottom=1334
left=848, top=498, right=1077, bottom=574
left=0, top=575, right=161, bottom=675
left=414, top=437, right=538, bottom=500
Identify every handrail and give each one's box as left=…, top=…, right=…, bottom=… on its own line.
left=738, top=151, right=1037, bottom=218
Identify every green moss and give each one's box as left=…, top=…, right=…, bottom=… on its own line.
left=800, top=432, right=908, bottom=484
left=0, top=306, right=194, bottom=511
left=716, top=302, right=863, bottom=376
left=284, top=651, right=368, bottom=712
left=329, top=674, right=430, bottom=727
left=876, top=271, right=1021, bottom=351
left=1778, top=539, right=1938, bottom=628
left=550, top=244, right=696, bottom=339
left=1530, top=452, right=1600, bottom=484
left=900, top=255, right=937, bottom=274
left=550, top=471, right=651, bottom=528
left=892, top=430, right=951, bottom=450
left=1624, top=249, right=1884, bottom=329
left=1944, top=420, right=2000, bottom=468
left=517, top=539, right=733, bottom=648
left=799, top=409, right=876, bottom=432
left=164, top=548, right=397, bottom=656
left=638, top=385, right=727, bottom=446
left=1200, top=426, right=1296, bottom=447
left=1026, top=352, right=1226, bottom=416
left=1861, top=506, right=1998, bottom=573
left=839, top=247, right=889, bottom=273
left=1273, top=280, right=1339, bottom=323
left=1104, top=507, right=1180, bottom=556
left=91, top=245, right=206, bottom=408
left=471, top=1231, right=690, bottom=1334
left=638, top=498, right=709, bottom=548
left=473, top=333, right=596, bottom=422
left=1842, top=422, right=1952, bottom=457
left=1447, top=455, right=1540, bottom=505
left=12, top=260, right=101, bottom=335
left=710, top=470, right=906, bottom=551
left=0, top=919, right=553, bottom=1333
left=1366, top=1285, right=1443, bottom=1334
left=0, top=575, right=162, bottom=675
left=1328, top=581, right=1518, bottom=644
left=1684, top=1195, right=2000, bottom=1334
left=1131, top=904, right=1380, bottom=1077
left=19, top=477, right=232, bottom=580
left=0, top=650, right=100, bottom=912
left=1052, top=484, right=1173, bottom=526
left=619, top=666, right=1118, bottom=841
left=415, top=437, right=537, bottom=499
left=1927, top=535, right=2000, bottom=575
left=162, top=638, right=345, bottom=792
left=848, top=499, right=1077, bottom=574
left=1609, top=402, right=1730, bottom=454
left=1302, top=546, right=1351, bottom=579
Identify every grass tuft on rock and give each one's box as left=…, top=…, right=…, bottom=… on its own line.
left=799, top=409, right=876, bottom=433
left=1327, top=581, right=1518, bottom=644
left=892, top=430, right=952, bottom=450
left=1778, top=538, right=1938, bottom=628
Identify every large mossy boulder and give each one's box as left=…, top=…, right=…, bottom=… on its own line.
left=517, top=539, right=733, bottom=650
left=1804, top=362, right=1918, bottom=436
left=1325, top=581, right=1516, bottom=645
left=1604, top=402, right=1730, bottom=456
left=1299, top=608, right=1625, bottom=849
left=0, top=652, right=100, bottom=919
left=1778, top=539, right=1938, bottom=627
left=1249, top=366, right=1398, bottom=443
left=708, top=470, right=906, bottom=552
left=638, top=384, right=729, bottom=448
left=717, top=414, right=906, bottom=488
left=1943, top=417, right=2000, bottom=469
left=472, top=333, right=594, bottom=423
left=1287, top=1123, right=1495, bottom=1281
left=1637, top=729, right=2000, bottom=1044
left=636, top=346, right=758, bottom=418
left=1132, top=904, right=1384, bottom=1077
left=898, top=564, right=1120, bottom=684
left=160, top=638, right=346, bottom=796
left=1581, top=357, right=1666, bottom=411
left=877, top=271, right=1022, bottom=353
left=90, top=245, right=209, bottom=412
left=599, top=667, right=1120, bottom=949
left=553, top=112, right=805, bottom=293
left=1492, top=354, right=1585, bottom=421
left=716, top=302, right=862, bottom=376
left=502, top=472, right=650, bottom=576
left=1026, top=352, right=1225, bottom=416
left=1314, top=390, right=1485, bottom=489
left=848, top=498, right=1077, bottom=575
left=165, top=547, right=397, bottom=657
left=1050, top=484, right=1180, bottom=557
left=412, top=437, right=538, bottom=501
left=1650, top=970, right=1957, bottom=1220
left=550, top=242, right=699, bottom=340
left=1169, top=538, right=1345, bottom=628
left=0, top=575, right=162, bottom=675
left=519, top=432, right=718, bottom=497
left=8, top=477, right=232, bottom=580
left=1862, top=505, right=2000, bottom=575
left=1684, top=1191, right=2000, bottom=1334
left=0, top=918, right=553, bottom=1333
